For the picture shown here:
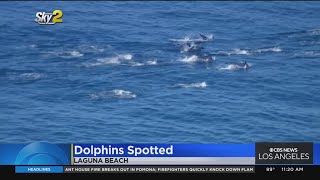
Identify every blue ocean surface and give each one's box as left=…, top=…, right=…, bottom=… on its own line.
left=0, top=1, right=319, bottom=143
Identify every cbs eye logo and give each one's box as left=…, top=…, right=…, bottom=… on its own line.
left=15, top=142, right=69, bottom=165
left=35, top=10, right=63, bottom=25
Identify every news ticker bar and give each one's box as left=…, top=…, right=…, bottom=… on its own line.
left=15, top=166, right=255, bottom=173
left=12, top=165, right=320, bottom=174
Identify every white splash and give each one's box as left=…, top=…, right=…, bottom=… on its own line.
left=231, top=48, right=250, bottom=55
left=255, top=47, right=282, bottom=53
left=19, top=73, right=45, bottom=81
left=58, top=51, right=84, bottom=58
left=217, top=49, right=250, bottom=56
left=219, top=64, right=243, bottom=71
left=146, top=59, right=157, bottom=65
left=179, top=55, right=214, bottom=63
left=131, top=62, right=145, bottom=67
left=84, top=54, right=133, bottom=67
left=219, top=62, right=251, bottom=71
left=112, top=89, right=137, bottom=98
left=90, top=89, right=137, bottom=100
left=309, top=29, right=320, bottom=36
left=130, top=59, right=157, bottom=67
left=118, top=54, right=133, bottom=61
left=179, top=55, right=199, bottom=63
left=97, top=57, right=122, bottom=64
left=304, top=51, right=320, bottom=57
left=177, top=82, right=207, bottom=88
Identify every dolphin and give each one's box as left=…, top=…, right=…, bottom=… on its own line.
left=235, top=61, right=250, bottom=70
left=220, top=61, right=250, bottom=71
left=171, top=34, right=213, bottom=44
left=240, top=61, right=249, bottom=69
left=198, top=54, right=214, bottom=62
left=199, top=33, right=209, bottom=41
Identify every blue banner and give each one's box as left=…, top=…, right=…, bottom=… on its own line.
left=73, top=144, right=255, bottom=157
left=0, top=143, right=318, bottom=165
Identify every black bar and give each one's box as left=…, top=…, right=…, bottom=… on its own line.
left=0, top=0, right=320, bottom=1
left=63, top=165, right=255, bottom=173
left=1, top=165, right=319, bottom=177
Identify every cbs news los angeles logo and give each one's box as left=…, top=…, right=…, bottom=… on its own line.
left=35, top=10, right=63, bottom=25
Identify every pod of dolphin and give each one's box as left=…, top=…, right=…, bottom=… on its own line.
left=170, top=34, right=250, bottom=70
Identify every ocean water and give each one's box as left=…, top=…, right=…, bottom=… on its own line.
left=0, top=1, right=320, bottom=143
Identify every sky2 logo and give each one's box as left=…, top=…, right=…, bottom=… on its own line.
left=35, top=10, right=63, bottom=25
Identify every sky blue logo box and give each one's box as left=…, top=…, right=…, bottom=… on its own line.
left=0, top=142, right=71, bottom=165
